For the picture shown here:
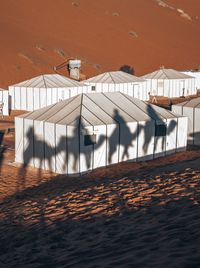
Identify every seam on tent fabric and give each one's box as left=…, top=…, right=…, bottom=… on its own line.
left=85, top=94, right=115, bottom=121
left=28, top=102, right=58, bottom=121
left=56, top=105, right=81, bottom=125
left=82, top=103, right=106, bottom=125
left=42, top=75, right=48, bottom=88
left=46, top=75, right=70, bottom=87
left=102, top=92, right=138, bottom=122
left=120, top=92, right=157, bottom=121
left=45, top=95, right=80, bottom=123
left=109, top=72, right=117, bottom=84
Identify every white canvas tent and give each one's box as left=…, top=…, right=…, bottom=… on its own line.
left=9, top=74, right=92, bottom=111
left=15, top=92, right=187, bottom=175
left=0, top=89, right=9, bottom=116
left=172, top=97, right=200, bottom=145
left=181, top=70, right=200, bottom=91
left=84, top=71, right=149, bottom=101
left=141, top=68, right=196, bottom=97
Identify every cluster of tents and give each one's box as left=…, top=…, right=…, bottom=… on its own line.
left=2, top=67, right=200, bottom=174
left=1, top=68, right=200, bottom=116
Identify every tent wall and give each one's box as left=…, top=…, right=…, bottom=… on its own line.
left=15, top=117, right=24, bottom=163
left=176, top=117, right=188, bottom=150
left=172, top=104, right=200, bottom=146
left=9, top=85, right=92, bottom=111
left=181, top=71, right=200, bottom=90
left=146, top=78, right=196, bottom=98
left=15, top=115, right=188, bottom=175
left=0, top=90, right=9, bottom=115
left=85, top=82, right=149, bottom=101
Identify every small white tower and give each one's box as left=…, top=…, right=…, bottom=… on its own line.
left=68, top=59, right=81, bottom=80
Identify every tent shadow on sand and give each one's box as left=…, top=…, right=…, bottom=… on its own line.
left=2, top=155, right=200, bottom=267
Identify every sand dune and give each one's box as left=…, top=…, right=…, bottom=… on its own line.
left=0, top=0, right=200, bottom=87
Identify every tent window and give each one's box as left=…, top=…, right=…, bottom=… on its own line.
left=91, top=86, right=96, bottom=91
left=84, top=134, right=96, bottom=146
left=155, top=124, right=166, bottom=136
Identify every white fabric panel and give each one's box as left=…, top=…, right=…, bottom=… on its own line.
left=15, top=86, right=21, bottom=110
left=183, top=106, right=193, bottom=144
left=194, top=108, right=200, bottom=145
left=52, top=88, right=58, bottom=104
left=55, top=124, right=67, bottom=174
left=176, top=117, right=188, bottom=150
left=172, top=105, right=182, bottom=116
left=127, top=84, right=134, bottom=97
left=67, top=126, right=79, bottom=174
left=109, top=84, right=115, bottom=92
left=46, top=88, right=52, bottom=106
left=44, top=122, right=56, bottom=172
left=33, top=88, right=40, bottom=110
left=166, top=118, right=178, bottom=155
left=27, top=87, right=34, bottom=111
left=107, top=124, right=119, bottom=165
left=33, top=120, right=45, bottom=169
left=93, top=125, right=107, bottom=169
left=119, top=122, right=137, bottom=162
left=70, top=87, right=78, bottom=97
left=23, top=119, right=34, bottom=166
left=40, top=88, right=47, bottom=108
left=77, top=86, right=84, bottom=95
left=137, top=120, right=154, bottom=160
left=15, top=117, right=24, bottom=163
left=123, top=83, right=128, bottom=95
left=57, top=88, right=63, bottom=101
left=20, top=87, right=27, bottom=110
left=79, top=125, right=93, bottom=173
left=103, top=84, right=109, bottom=93
left=63, top=88, right=70, bottom=99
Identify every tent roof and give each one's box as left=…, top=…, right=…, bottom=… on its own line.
left=84, top=71, right=145, bottom=84
left=141, top=68, right=194, bottom=80
left=173, top=97, right=200, bottom=108
left=18, top=92, right=182, bottom=127
left=10, top=74, right=83, bottom=88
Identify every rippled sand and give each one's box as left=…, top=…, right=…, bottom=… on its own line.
left=0, top=131, right=200, bottom=267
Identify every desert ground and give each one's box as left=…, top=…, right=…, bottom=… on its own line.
left=0, top=112, right=200, bottom=267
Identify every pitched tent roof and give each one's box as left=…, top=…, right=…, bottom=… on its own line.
left=142, top=68, right=194, bottom=80
left=85, top=71, right=145, bottom=84
left=18, top=92, right=180, bottom=127
left=10, top=74, right=83, bottom=88
left=173, top=97, right=200, bottom=108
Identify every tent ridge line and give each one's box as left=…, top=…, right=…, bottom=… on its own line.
left=85, top=94, right=115, bottom=122
left=43, top=94, right=80, bottom=123
left=81, top=101, right=107, bottom=125
left=120, top=92, right=156, bottom=121
left=104, top=92, right=138, bottom=122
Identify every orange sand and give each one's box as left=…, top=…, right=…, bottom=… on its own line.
left=0, top=0, right=200, bottom=88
